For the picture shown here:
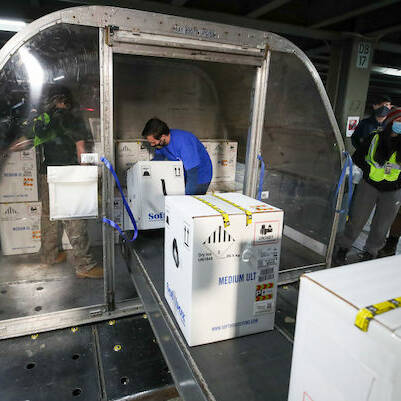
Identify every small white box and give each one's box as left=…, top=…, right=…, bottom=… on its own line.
left=116, top=140, right=152, bottom=184
left=201, top=140, right=237, bottom=183
left=47, top=166, right=98, bottom=220
left=165, top=193, right=283, bottom=346
left=288, top=257, right=401, bottom=401
left=0, top=202, right=41, bottom=255
left=127, top=161, right=185, bottom=230
left=0, top=148, right=38, bottom=202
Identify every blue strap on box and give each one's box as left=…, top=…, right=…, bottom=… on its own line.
left=101, top=157, right=138, bottom=242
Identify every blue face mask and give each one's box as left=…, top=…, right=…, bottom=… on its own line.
left=392, top=121, right=401, bottom=134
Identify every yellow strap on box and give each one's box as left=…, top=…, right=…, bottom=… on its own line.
left=192, top=196, right=230, bottom=228
left=211, top=193, right=252, bottom=226
left=355, top=296, right=401, bottom=332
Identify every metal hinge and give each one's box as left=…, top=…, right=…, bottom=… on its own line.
left=105, top=25, right=120, bottom=47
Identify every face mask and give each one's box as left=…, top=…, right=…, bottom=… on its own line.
left=392, top=121, right=401, bottom=134
left=375, top=105, right=391, bottom=118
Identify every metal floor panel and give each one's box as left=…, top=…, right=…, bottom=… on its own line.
left=0, top=325, right=100, bottom=401
left=0, top=246, right=137, bottom=321
left=126, top=233, right=294, bottom=401
left=97, top=315, right=174, bottom=400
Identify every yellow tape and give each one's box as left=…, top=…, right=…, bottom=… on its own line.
left=211, top=193, right=253, bottom=226
left=192, top=196, right=230, bottom=227
left=355, top=296, right=401, bottom=332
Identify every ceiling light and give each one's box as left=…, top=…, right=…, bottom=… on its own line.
left=371, top=66, right=401, bottom=77
left=53, top=75, right=65, bottom=81
left=0, top=18, right=26, bottom=32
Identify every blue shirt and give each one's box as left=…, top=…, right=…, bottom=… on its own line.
left=154, top=129, right=213, bottom=184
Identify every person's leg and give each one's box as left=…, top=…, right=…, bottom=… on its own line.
left=336, top=179, right=378, bottom=251
left=39, top=174, right=61, bottom=264
left=378, top=209, right=401, bottom=257
left=64, top=219, right=97, bottom=274
left=365, top=188, right=401, bottom=257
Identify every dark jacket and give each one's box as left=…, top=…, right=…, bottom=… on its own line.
left=351, top=116, right=381, bottom=149
left=352, top=131, right=401, bottom=192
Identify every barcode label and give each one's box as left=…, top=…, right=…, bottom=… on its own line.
left=258, top=273, right=274, bottom=282
left=259, top=267, right=274, bottom=275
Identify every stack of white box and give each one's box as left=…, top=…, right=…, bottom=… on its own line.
left=201, top=140, right=241, bottom=193
left=115, top=140, right=153, bottom=185
left=165, top=193, right=283, bottom=346
left=0, top=148, right=41, bottom=255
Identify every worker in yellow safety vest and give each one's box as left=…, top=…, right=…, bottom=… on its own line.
left=333, top=107, right=401, bottom=265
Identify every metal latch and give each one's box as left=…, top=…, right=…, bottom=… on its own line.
left=105, top=25, right=120, bottom=47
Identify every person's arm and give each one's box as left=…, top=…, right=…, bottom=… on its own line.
left=76, top=140, right=85, bottom=164
left=152, top=149, right=166, bottom=161
left=351, top=121, right=365, bottom=149
left=352, top=132, right=372, bottom=168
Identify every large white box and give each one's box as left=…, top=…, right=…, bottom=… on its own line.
left=164, top=193, right=283, bottom=346
left=127, top=161, right=185, bottom=230
left=0, top=202, right=41, bottom=255
left=201, top=140, right=237, bottom=183
left=47, top=166, right=98, bottom=220
left=288, top=257, right=401, bottom=401
left=0, top=148, right=38, bottom=202
left=116, top=140, right=152, bottom=184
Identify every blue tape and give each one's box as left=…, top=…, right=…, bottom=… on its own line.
left=334, top=151, right=354, bottom=216
left=257, top=154, right=266, bottom=201
left=101, top=157, right=138, bottom=242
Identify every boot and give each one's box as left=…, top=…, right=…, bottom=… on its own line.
left=46, top=251, right=67, bottom=265
left=76, top=266, right=104, bottom=279
left=332, top=247, right=348, bottom=266
left=378, top=236, right=399, bottom=258
left=358, top=251, right=375, bottom=262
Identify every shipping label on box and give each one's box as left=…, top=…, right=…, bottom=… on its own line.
left=0, top=202, right=41, bottom=255
left=0, top=148, right=38, bottom=202
left=164, top=193, right=283, bottom=346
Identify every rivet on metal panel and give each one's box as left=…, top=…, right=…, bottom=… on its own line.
left=113, top=344, right=122, bottom=352
left=108, top=320, right=116, bottom=326
left=71, top=327, right=79, bottom=333
left=31, top=334, right=39, bottom=340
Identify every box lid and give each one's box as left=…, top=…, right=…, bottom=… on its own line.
left=166, top=193, right=281, bottom=218
left=304, top=256, right=401, bottom=334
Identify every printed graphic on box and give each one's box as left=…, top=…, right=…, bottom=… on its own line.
left=202, top=225, right=236, bottom=258
left=254, top=221, right=280, bottom=244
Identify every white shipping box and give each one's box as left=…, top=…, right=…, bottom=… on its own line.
left=201, top=140, right=237, bottom=183
left=47, top=166, right=98, bottom=220
left=164, top=193, right=283, bottom=346
left=0, top=202, right=41, bottom=255
left=127, top=161, right=185, bottom=230
left=116, top=140, right=152, bottom=184
left=288, top=257, right=401, bottom=401
left=0, top=148, right=38, bottom=202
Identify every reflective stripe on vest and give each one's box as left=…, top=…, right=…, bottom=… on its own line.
left=365, top=134, right=401, bottom=182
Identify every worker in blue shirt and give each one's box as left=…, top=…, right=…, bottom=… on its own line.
left=142, top=118, right=213, bottom=195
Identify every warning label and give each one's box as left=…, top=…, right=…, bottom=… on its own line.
left=254, top=221, right=280, bottom=245
left=253, top=283, right=274, bottom=315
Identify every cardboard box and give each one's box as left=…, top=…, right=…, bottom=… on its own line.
left=164, top=193, right=283, bottom=346
left=0, top=148, right=38, bottom=203
left=201, top=140, right=237, bottom=183
left=0, top=202, right=41, bottom=255
left=288, top=257, right=401, bottom=401
left=127, top=161, right=185, bottom=230
left=116, top=140, right=152, bottom=184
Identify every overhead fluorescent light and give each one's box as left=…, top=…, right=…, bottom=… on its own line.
left=371, top=66, right=401, bottom=77
left=53, top=75, right=65, bottom=81
left=0, top=18, right=26, bottom=32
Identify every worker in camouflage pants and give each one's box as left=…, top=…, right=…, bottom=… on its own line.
left=15, top=87, right=103, bottom=278
left=39, top=174, right=97, bottom=274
